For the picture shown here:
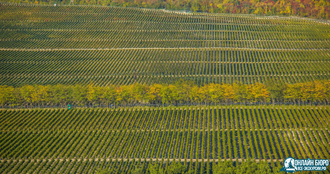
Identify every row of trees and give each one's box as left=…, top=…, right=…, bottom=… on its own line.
left=97, top=160, right=283, bottom=174
left=13, top=0, right=330, bottom=19
left=1, top=80, right=330, bottom=107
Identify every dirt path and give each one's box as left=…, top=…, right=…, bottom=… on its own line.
left=0, top=127, right=327, bottom=133
left=1, top=28, right=327, bottom=34
left=0, top=18, right=318, bottom=27
left=0, top=47, right=328, bottom=52
left=1, top=38, right=328, bottom=43
left=2, top=60, right=329, bottom=65
left=0, top=158, right=283, bottom=163
left=1, top=73, right=328, bottom=79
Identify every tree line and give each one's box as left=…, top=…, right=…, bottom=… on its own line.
left=8, top=0, right=330, bottom=19
left=1, top=80, right=330, bottom=108
left=97, top=160, right=283, bottom=174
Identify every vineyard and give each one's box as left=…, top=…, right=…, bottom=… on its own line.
left=0, top=106, right=329, bottom=173
left=1, top=3, right=330, bottom=86
left=1, top=2, right=330, bottom=173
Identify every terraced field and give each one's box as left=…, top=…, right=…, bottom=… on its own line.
left=1, top=3, right=330, bottom=86
left=0, top=106, right=329, bottom=173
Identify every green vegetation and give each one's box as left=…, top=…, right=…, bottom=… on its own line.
left=129, top=160, right=280, bottom=174
left=0, top=106, right=329, bottom=173
left=1, top=4, right=330, bottom=87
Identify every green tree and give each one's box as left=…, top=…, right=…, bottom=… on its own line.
left=7, top=86, right=17, bottom=108
left=322, top=80, right=330, bottom=104
left=255, top=161, right=272, bottom=174
left=265, top=79, right=286, bottom=104
left=235, top=159, right=273, bottom=174
left=213, top=160, right=235, bottom=174
left=159, top=84, right=179, bottom=105
left=96, top=169, right=111, bottom=174
left=72, top=84, right=87, bottom=106
left=131, top=165, right=145, bottom=174
left=131, top=83, right=149, bottom=104
left=166, top=162, right=191, bottom=174
left=102, top=85, right=116, bottom=106
left=148, top=163, right=165, bottom=174
left=174, top=80, right=195, bottom=104
left=284, top=83, right=303, bottom=104
left=51, top=84, right=67, bottom=107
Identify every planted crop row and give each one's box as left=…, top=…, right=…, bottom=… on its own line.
left=0, top=107, right=329, bottom=131
left=1, top=4, right=329, bottom=86
left=1, top=49, right=329, bottom=86
left=0, top=107, right=329, bottom=161
left=0, top=159, right=119, bottom=174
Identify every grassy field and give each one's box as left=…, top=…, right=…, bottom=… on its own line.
left=1, top=3, right=330, bottom=86
left=0, top=106, right=329, bottom=173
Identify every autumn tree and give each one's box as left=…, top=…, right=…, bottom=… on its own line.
left=232, top=82, right=249, bottom=103
left=148, top=84, right=163, bottom=104
left=20, top=85, right=35, bottom=108
left=208, top=83, right=223, bottom=103
left=0, top=85, right=15, bottom=108
left=116, top=85, right=133, bottom=105
left=222, top=83, right=235, bottom=104
left=1, top=80, right=329, bottom=107
left=18, top=0, right=330, bottom=19
left=247, top=82, right=270, bottom=103
left=36, top=85, right=51, bottom=106
left=87, top=83, right=97, bottom=106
